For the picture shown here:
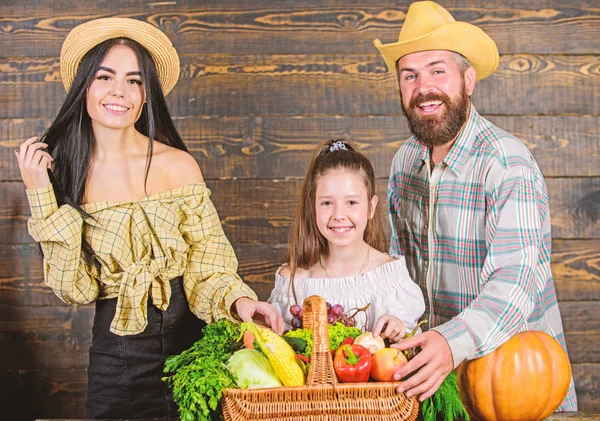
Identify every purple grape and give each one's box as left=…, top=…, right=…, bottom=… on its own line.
left=331, top=304, right=344, bottom=317
left=289, top=304, right=302, bottom=317
left=327, top=314, right=338, bottom=325
left=345, top=318, right=356, bottom=327
left=326, top=302, right=332, bottom=313
left=291, top=315, right=302, bottom=329
left=297, top=309, right=303, bottom=319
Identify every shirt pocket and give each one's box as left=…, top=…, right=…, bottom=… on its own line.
left=393, top=201, right=420, bottom=257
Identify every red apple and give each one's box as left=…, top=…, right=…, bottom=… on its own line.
left=371, top=347, right=408, bottom=382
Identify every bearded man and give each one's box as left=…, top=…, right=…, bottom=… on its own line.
left=374, top=1, right=577, bottom=410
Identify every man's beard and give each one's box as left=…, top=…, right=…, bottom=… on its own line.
left=401, top=85, right=470, bottom=149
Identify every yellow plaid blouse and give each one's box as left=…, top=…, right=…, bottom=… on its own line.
left=26, top=183, right=257, bottom=336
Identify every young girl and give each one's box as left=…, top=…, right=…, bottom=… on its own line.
left=268, top=140, right=425, bottom=341
left=15, top=18, right=281, bottom=419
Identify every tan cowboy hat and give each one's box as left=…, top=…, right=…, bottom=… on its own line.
left=60, top=17, right=180, bottom=95
left=373, top=1, right=499, bottom=81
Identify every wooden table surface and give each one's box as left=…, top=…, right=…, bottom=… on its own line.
left=36, top=414, right=600, bottom=421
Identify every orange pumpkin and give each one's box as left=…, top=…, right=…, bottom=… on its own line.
left=456, top=331, right=571, bottom=421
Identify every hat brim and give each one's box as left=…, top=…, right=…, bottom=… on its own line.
left=374, top=22, right=499, bottom=81
left=60, top=18, right=180, bottom=95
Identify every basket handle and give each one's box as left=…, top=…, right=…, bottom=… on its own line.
left=302, top=295, right=338, bottom=387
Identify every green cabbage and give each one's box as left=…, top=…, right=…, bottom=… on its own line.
left=226, top=349, right=283, bottom=389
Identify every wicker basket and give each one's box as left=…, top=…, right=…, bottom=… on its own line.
left=222, top=295, right=419, bottom=421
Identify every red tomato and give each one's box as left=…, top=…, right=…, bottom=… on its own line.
left=371, top=348, right=408, bottom=382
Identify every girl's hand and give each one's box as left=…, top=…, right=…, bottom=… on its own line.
left=15, top=137, right=52, bottom=190
left=233, top=297, right=284, bottom=335
left=372, top=314, right=406, bottom=343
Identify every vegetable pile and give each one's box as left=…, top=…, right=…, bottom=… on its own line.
left=164, top=318, right=469, bottom=421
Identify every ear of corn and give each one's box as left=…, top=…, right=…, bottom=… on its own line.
left=244, top=321, right=306, bottom=387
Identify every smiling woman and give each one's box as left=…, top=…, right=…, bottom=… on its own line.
left=13, top=17, right=283, bottom=420
left=86, top=45, right=146, bottom=130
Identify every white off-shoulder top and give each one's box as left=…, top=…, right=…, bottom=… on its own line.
left=268, top=256, right=425, bottom=332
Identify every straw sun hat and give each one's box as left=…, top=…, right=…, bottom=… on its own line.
left=60, top=17, right=180, bottom=95
left=374, top=1, right=499, bottom=81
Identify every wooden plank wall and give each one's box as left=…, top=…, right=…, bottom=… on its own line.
left=0, top=0, right=598, bottom=419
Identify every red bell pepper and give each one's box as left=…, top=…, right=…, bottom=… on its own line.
left=333, top=344, right=372, bottom=383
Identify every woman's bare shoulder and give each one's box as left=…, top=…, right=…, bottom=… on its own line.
left=153, top=142, right=204, bottom=185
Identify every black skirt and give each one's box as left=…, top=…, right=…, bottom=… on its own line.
left=85, top=277, right=206, bottom=419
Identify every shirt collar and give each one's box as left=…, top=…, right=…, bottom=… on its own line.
left=411, top=103, right=480, bottom=176
left=443, top=103, right=479, bottom=176
left=411, top=143, right=429, bottom=172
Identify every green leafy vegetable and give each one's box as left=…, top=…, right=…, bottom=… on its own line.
left=284, top=322, right=362, bottom=358
left=227, top=349, right=283, bottom=389
left=421, top=371, right=470, bottom=421
left=163, top=319, right=242, bottom=421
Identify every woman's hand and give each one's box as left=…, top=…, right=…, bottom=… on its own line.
left=15, top=137, right=52, bottom=190
left=372, top=314, right=406, bottom=343
left=233, top=297, right=284, bottom=335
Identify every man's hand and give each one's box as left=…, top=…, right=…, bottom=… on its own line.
left=233, top=297, right=284, bottom=335
left=391, top=330, right=453, bottom=401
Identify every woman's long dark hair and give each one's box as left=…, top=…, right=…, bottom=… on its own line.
left=41, top=37, right=186, bottom=270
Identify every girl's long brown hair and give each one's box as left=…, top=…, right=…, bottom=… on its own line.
left=286, top=139, right=386, bottom=303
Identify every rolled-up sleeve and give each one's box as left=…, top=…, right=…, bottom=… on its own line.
left=434, top=166, right=544, bottom=367
left=181, top=189, right=257, bottom=323
left=27, top=184, right=100, bottom=304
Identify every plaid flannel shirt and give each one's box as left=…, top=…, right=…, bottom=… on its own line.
left=388, top=104, right=577, bottom=410
left=26, top=183, right=257, bottom=336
